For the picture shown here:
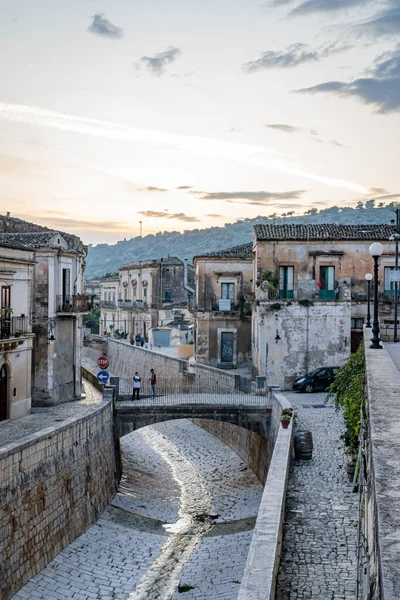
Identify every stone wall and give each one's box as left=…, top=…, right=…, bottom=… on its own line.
left=193, top=419, right=270, bottom=483
left=238, top=390, right=294, bottom=600
left=0, top=391, right=116, bottom=600
left=364, top=335, right=400, bottom=600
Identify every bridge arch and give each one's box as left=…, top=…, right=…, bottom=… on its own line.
left=114, top=403, right=271, bottom=440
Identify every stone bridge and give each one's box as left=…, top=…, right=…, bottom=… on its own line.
left=114, top=395, right=271, bottom=440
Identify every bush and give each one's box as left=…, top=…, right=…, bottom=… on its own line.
left=327, top=344, right=365, bottom=459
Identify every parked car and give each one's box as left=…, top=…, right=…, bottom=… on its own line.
left=292, top=367, right=340, bottom=393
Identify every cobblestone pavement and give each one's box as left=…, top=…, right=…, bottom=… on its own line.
left=12, top=392, right=263, bottom=600
left=0, top=381, right=102, bottom=448
left=276, top=392, right=358, bottom=600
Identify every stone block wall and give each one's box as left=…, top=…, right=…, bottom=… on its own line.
left=193, top=419, right=270, bottom=483
left=190, top=363, right=237, bottom=393
left=0, top=394, right=116, bottom=600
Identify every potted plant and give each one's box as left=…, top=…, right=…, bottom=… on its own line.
left=280, top=408, right=293, bottom=429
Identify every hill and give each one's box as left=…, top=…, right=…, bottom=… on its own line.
left=85, top=203, right=399, bottom=277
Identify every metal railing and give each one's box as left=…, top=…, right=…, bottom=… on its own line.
left=56, top=295, right=93, bottom=313
left=0, top=316, right=29, bottom=339
left=118, top=300, right=148, bottom=309
left=100, top=300, right=117, bottom=309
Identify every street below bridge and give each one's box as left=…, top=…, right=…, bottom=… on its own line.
left=12, top=381, right=264, bottom=600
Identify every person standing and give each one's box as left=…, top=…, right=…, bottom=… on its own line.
left=150, top=369, right=157, bottom=397
left=132, top=372, right=141, bottom=400
left=140, top=336, right=145, bottom=347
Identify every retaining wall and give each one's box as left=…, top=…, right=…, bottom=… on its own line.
left=238, top=390, right=294, bottom=600
left=0, top=391, right=116, bottom=600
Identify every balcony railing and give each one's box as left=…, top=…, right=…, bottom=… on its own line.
left=279, top=289, right=294, bottom=300
left=100, top=300, right=116, bottom=309
left=118, top=300, right=148, bottom=309
left=56, top=295, right=93, bottom=313
left=0, top=316, right=29, bottom=339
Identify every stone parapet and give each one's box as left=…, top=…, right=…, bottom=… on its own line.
left=238, top=390, right=293, bottom=600
left=364, top=335, right=400, bottom=600
left=0, top=395, right=116, bottom=600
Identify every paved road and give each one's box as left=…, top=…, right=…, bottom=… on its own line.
left=12, top=394, right=263, bottom=600
left=276, top=392, right=358, bottom=600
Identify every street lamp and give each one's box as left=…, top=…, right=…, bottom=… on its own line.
left=369, top=243, right=383, bottom=349
left=365, top=273, right=372, bottom=328
left=389, top=229, right=400, bottom=342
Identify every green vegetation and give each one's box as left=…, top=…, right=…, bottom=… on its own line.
left=327, top=344, right=365, bottom=460
left=83, top=307, right=100, bottom=334
left=86, top=203, right=400, bottom=277
left=178, top=584, right=195, bottom=593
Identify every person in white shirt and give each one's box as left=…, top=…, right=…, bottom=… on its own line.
left=132, top=372, right=141, bottom=400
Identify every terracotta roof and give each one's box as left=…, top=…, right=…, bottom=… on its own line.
left=0, top=232, right=67, bottom=248
left=254, top=223, right=396, bottom=241
left=194, top=243, right=253, bottom=261
left=120, top=256, right=184, bottom=269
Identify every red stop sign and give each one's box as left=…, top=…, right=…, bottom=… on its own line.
left=97, top=356, right=109, bottom=369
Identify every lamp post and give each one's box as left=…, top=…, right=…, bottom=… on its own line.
left=389, top=207, right=400, bottom=342
left=365, top=273, right=372, bottom=328
left=369, top=243, right=383, bottom=349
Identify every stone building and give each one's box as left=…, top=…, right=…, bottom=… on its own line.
left=252, top=223, right=397, bottom=388
left=84, top=277, right=101, bottom=304
left=0, top=243, right=35, bottom=421
left=0, top=232, right=90, bottom=406
left=193, top=243, right=253, bottom=368
left=99, top=257, right=195, bottom=344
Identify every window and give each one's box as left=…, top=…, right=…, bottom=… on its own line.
left=108, top=291, right=111, bottom=302
left=62, top=268, right=70, bottom=300
left=351, top=318, right=364, bottom=329
left=1, top=286, right=10, bottom=309
left=163, top=289, right=172, bottom=302
left=124, top=288, right=127, bottom=301
left=113, top=291, right=116, bottom=303
left=319, top=266, right=335, bottom=299
left=221, top=283, right=234, bottom=301
left=103, top=292, right=107, bottom=301
left=384, top=267, right=396, bottom=296
left=143, top=287, right=147, bottom=301
left=279, top=266, right=294, bottom=299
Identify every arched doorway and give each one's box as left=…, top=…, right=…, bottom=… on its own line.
left=0, top=364, right=8, bottom=421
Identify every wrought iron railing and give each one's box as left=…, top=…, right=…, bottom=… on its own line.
left=118, top=300, right=148, bottom=309
left=278, top=289, right=294, bottom=300
left=100, top=300, right=116, bottom=309
left=0, top=316, right=29, bottom=339
left=56, top=295, right=93, bottom=313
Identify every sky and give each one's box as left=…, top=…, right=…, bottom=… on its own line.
left=0, top=0, right=399, bottom=245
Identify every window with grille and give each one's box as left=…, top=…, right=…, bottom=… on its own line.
left=221, top=283, right=234, bottom=301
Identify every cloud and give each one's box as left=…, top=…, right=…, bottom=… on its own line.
left=0, top=101, right=370, bottom=194
left=296, top=44, right=400, bottom=113
left=329, top=139, right=346, bottom=147
left=140, top=47, right=181, bottom=76
left=140, top=186, right=168, bottom=192
left=176, top=185, right=193, bottom=190
left=138, top=210, right=200, bottom=222
left=243, top=41, right=349, bottom=71
left=357, top=4, right=400, bottom=39
left=289, top=0, right=368, bottom=17
left=264, top=123, right=300, bottom=133
left=87, top=13, right=123, bottom=39
left=206, top=213, right=223, bottom=218
left=194, top=189, right=307, bottom=205
left=19, top=214, right=128, bottom=232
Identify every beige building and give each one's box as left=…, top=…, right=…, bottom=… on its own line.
left=193, top=244, right=253, bottom=368
left=0, top=243, right=35, bottom=421
left=99, top=257, right=195, bottom=344
left=252, top=223, right=397, bottom=388
left=0, top=232, right=90, bottom=406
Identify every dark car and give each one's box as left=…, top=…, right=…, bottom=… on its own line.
left=292, top=367, right=340, bottom=393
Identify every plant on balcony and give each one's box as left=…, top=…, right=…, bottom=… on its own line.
left=2, top=307, right=13, bottom=316
left=268, top=302, right=282, bottom=311
left=299, top=299, right=313, bottom=307
left=280, top=411, right=292, bottom=429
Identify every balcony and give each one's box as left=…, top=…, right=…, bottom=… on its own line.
left=0, top=316, right=30, bottom=347
left=278, top=289, right=294, bottom=300
left=100, top=300, right=116, bottom=309
left=56, top=295, right=93, bottom=314
left=118, top=299, right=148, bottom=310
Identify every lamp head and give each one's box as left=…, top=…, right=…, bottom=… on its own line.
left=369, top=242, right=383, bottom=257
left=365, top=273, right=373, bottom=281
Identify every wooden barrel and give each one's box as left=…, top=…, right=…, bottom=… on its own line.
left=294, top=431, right=313, bottom=460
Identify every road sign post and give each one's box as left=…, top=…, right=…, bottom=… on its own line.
left=97, top=370, right=110, bottom=385
left=97, top=356, right=109, bottom=369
